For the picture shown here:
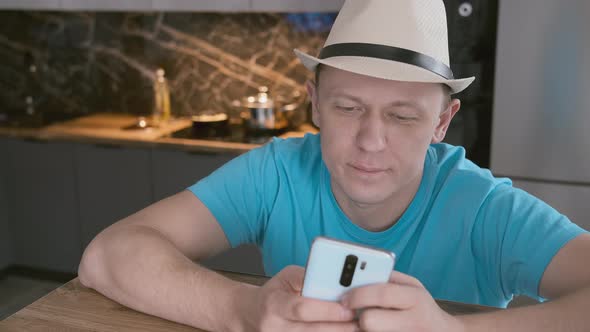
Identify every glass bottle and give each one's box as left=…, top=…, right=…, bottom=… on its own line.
left=153, top=68, right=171, bottom=125
left=24, top=52, right=38, bottom=117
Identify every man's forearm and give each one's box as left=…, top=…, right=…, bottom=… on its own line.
left=458, top=286, right=590, bottom=331
left=78, top=224, right=252, bottom=332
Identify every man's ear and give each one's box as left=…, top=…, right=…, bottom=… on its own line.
left=431, top=98, right=461, bottom=143
left=306, top=80, right=320, bottom=128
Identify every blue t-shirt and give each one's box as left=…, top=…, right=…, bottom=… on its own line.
left=189, top=133, right=587, bottom=308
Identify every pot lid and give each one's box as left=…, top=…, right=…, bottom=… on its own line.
left=244, top=86, right=274, bottom=108
left=192, top=112, right=228, bottom=122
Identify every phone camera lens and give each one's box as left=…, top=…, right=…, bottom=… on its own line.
left=339, top=255, right=358, bottom=287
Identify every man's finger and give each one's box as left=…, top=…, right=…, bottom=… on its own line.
left=276, top=265, right=306, bottom=292
left=388, top=270, right=423, bottom=288
left=358, top=308, right=404, bottom=332
left=341, top=283, right=419, bottom=310
left=287, top=320, right=359, bottom=332
left=282, top=296, right=355, bottom=322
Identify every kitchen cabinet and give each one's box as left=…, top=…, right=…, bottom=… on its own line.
left=151, top=148, right=265, bottom=275
left=75, top=144, right=153, bottom=249
left=513, top=180, right=590, bottom=231
left=1, top=136, right=264, bottom=275
left=0, top=139, right=13, bottom=270
left=251, top=0, right=344, bottom=12
left=3, top=138, right=81, bottom=273
left=151, top=148, right=236, bottom=201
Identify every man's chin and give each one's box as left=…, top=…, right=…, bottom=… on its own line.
left=344, top=187, right=395, bottom=206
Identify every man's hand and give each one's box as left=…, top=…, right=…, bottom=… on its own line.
left=235, top=265, right=358, bottom=332
left=341, top=271, right=464, bottom=332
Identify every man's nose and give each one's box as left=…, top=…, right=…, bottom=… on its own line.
left=355, top=113, right=387, bottom=152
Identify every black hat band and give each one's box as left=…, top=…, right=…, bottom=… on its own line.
left=318, top=42, right=454, bottom=80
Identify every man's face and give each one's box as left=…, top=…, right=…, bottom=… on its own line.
left=307, top=66, right=460, bottom=207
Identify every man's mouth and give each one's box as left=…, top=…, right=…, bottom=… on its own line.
left=348, top=163, right=388, bottom=174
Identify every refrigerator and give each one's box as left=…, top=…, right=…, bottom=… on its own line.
left=490, top=0, right=590, bottom=231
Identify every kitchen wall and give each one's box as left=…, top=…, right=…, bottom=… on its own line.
left=0, top=11, right=334, bottom=118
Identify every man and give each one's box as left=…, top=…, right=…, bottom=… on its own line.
left=79, top=0, right=590, bottom=331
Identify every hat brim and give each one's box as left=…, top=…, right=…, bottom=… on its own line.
left=294, top=49, right=474, bottom=94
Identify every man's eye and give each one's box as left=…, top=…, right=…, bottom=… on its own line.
left=388, top=113, right=416, bottom=121
left=336, top=106, right=360, bottom=112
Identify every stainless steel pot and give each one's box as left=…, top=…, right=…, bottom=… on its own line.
left=235, top=86, right=306, bottom=131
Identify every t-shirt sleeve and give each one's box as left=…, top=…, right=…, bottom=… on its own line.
left=187, top=142, right=280, bottom=248
left=473, top=183, right=588, bottom=302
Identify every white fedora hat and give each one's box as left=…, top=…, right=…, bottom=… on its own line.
left=294, top=0, right=475, bottom=94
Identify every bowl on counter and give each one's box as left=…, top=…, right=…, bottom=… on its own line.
left=190, top=111, right=230, bottom=138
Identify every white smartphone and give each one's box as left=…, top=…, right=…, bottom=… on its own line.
left=301, top=236, right=396, bottom=302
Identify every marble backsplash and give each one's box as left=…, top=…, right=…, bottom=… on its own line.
left=0, top=12, right=335, bottom=119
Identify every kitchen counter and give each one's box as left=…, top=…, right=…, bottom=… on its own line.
left=0, top=113, right=317, bottom=154
left=0, top=270, right=499, bottom=331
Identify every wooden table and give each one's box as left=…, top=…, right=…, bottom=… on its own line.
left=0, top=270, right=498, bottom=331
